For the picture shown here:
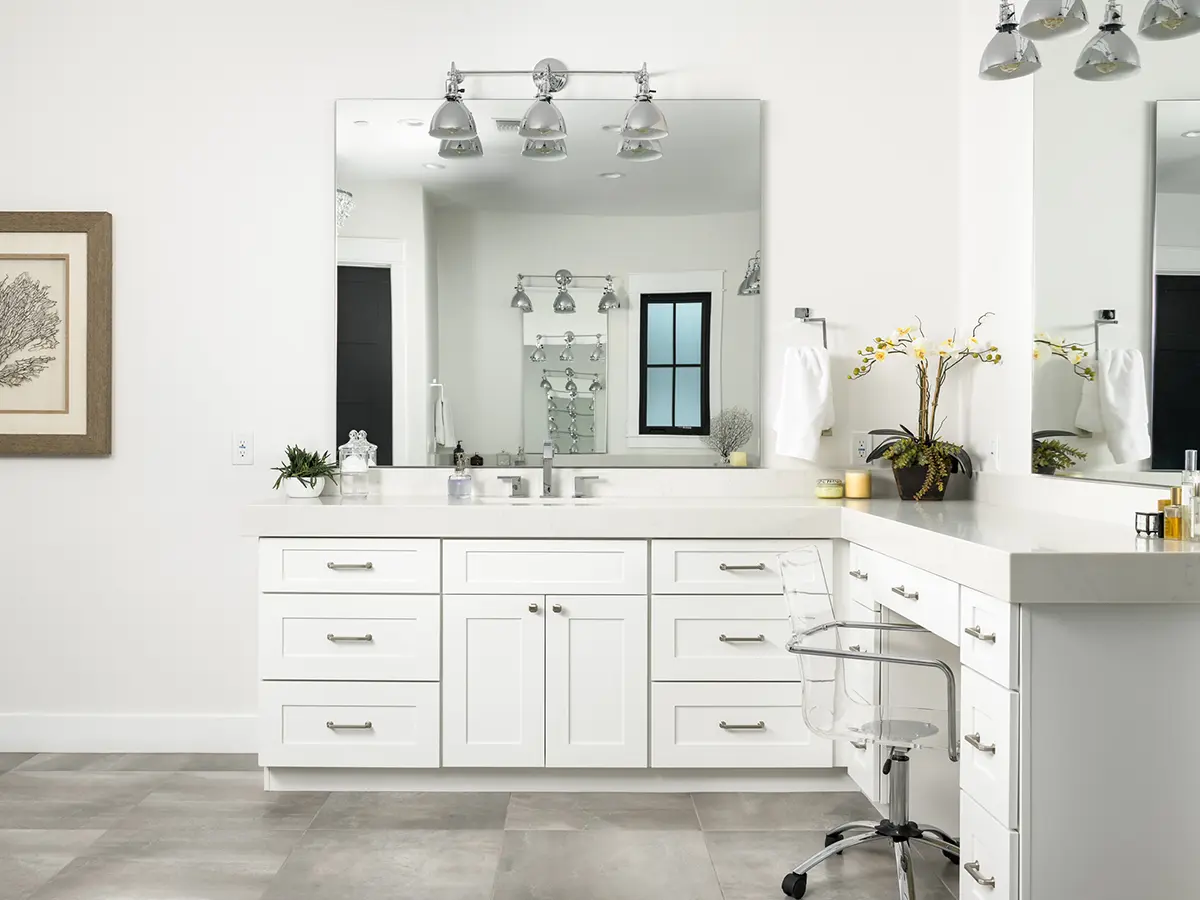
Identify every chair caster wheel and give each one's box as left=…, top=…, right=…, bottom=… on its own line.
left=781, top=872, right=808, bottom=898
left=823, top=832, right=844, bottom=855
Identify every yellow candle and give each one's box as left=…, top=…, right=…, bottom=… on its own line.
left=845, top=470, right=871, bottom=499
left=729, top=451, right=749, bottom=467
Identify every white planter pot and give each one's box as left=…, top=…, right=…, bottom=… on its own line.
left=283, top=476, right=325, bottom=499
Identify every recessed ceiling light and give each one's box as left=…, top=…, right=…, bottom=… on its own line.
left=601, top=124, right=623, bottom=133
left=598, top=172, right=623, bottom=179
left=424, top=162, right=445, bottom=170
left=399, top=118, right=425, bottom=127
left=353, top=120, right=369, bottom=127
left=1184, top=130, right=1200, bottom=138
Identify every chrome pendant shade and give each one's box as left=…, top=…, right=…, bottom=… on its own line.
left=429, top=66, right=477, bottom=139
left=521, top=139, right=567, bottom=161
left=438, top=138, right=483, bottom=159
left=616, top=139, right=663, bottom=161
left=1139, top=0, right=1200, bottom=38
left=511, top=278, right=532, bottom=313
left=335, top=189, right=354, bottom=228
left=552, top=269, right=576, bottom=314
left=598, top=276, right=620, bottom=312
left=1076, top=1, right=1141, bottom=79
left=1018, top=0, right=1089, bottom=38
left=622, top=65, right=668, bottom=140
left=737, top=252, right=761, bottom=296
left=519, top=96, right=567, bottom=139
left=980, top=2, right=1043, bottom=80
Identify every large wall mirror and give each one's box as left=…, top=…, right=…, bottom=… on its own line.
left=334, top=98, right=762, bottom=467
left=1033, top=99, right=1200, bottom=486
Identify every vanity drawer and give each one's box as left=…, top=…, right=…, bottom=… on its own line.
left=442, top=540, right=647, bottom=595
left=959, top=791, right=1018, bottom=900
left=960, top=667, right=1019, bottom=828
left=871, top=553, right=960, bottom=645
left=259, top=539, right=440, bottom=594
left=259, top=681, right=439, bottom=768
left=650, top=682, right=831, bottom=768
left=259, top=595, right=440, bottom=681
left=651, top=540, right=833, bottom=595
left=651, top=595, right=799, bottom=682
left=960, top=587, right=1019, bottom=689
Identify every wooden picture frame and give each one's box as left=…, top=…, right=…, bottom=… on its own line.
left=0, top=212, right=112, bottom=455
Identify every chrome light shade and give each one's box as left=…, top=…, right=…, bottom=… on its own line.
left=616, top=139, right=663, bottom=161
left=589, top=376, right=604, bottom=393
left=511, top=279, right=532, bottom=312
left=521, top=139, right=567, bottom=161
left=429, top=68, right=477, bottom=139
left=438, top=138, right=484, bottom=159
left=553, top=289, right=576, bottom=314
left=598, top=277, right=620, bottom=312
left=519, top=96, right=567, bottom=139
left=737, top=253, right=761, bottom=296
left=529, top=342, right=547, bottom=363
left=981, top=2, right=1043, bottom=79
left=1139, top=0, right=1200, bottom=38
left=622, top=64, right=668, bottom=139
left=1076, top=2, right=1140, bottom=79
left=1018, top=0, right=1089, bottom=38
left=335, top=189, right=354, bottom=228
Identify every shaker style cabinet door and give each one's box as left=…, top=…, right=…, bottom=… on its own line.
left=545, top=595, right=648, bottom=768
left=442, top=595, right=545, bottom=767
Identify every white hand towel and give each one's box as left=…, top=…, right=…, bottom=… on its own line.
left=774, top=347, right=835, bottom=462
left=1096, top=349, right=1151, bottom=464
left=1075, top=377, right=1102, bottom=434
left=433, top=389, right=456, bottom=447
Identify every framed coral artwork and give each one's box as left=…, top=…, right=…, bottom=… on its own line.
left=0, top=212, right=112, bottom=455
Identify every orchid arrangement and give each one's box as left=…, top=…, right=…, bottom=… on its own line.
left=1033, top=333, right=1095, bottom=381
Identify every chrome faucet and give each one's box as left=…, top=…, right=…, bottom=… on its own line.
left=542, top=440, right=556, bottom=497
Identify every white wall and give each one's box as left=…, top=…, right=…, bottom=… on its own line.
left=434, top=208, right=759, bottom=459
left=1157, top=192, right=1200, bottom=272
left=0, top=0, right=963, bottom=750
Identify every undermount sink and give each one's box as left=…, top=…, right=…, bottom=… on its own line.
left=474, top=496, right=601, bottom=506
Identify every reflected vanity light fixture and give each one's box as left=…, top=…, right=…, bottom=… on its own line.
left=980, top=1, right=1043, bottom=80
left=438, top=138, right=483, bottom=159
left=558, top=330, right=576, bottom=361
left=1076, top=1, right=1141, bottom=80
left=737, top=252, right=761, bottom=296
left=529, top=339, right=547, bottom=363
left=519, top=70, right=568, bottom=139
left=1140, top=0, right=1200, bottom=38
left=510, top=270, right=613, bottom=314
left=511, top=277, right=532, bottom=312
left=429, top=64, right=478, bottom=139
left=616, top=139, right=663, bottom=161
left=521, top=139, right=567, bottom=161
left=335, top=188, right=354, bottom=227
left=622, top=64, right=669, bottom=139
left=1019, top=0, right=1089, bottom=38
left=598, top=276, right=620, bottom=312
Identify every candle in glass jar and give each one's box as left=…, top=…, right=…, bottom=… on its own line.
left=844, top=470, right=871, bottom=499
left=729, top=452, right=748, bottom=467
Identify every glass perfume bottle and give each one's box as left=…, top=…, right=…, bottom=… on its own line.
left=337, top=430, right=376, bottom=498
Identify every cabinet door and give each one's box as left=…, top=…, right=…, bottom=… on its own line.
left=442, top=595, right=545, bottom=767
left=545, top=595, right=648, bottom=768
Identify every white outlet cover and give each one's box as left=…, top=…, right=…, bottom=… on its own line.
left=232, top=432, right=254, bottom=465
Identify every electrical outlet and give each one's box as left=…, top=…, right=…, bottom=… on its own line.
left=851, top=432, right=872, bottom=464
left=987, top=438, right=1000, bottom=472
left=232, top=432, right=254, bottom=465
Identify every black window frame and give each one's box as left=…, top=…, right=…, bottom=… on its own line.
left=638, top=292, right=712, bottom=436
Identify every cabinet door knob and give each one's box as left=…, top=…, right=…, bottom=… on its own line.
left=964, top=732, right=997, bottom=754
left=552, top=603, right=563, bottom=613
left=964, top=861, right=996, bottom=887
left=528, top=602, right=540, bottom=613
left=964, top=625, right=997, bottom=643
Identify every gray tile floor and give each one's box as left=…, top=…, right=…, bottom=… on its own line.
left=0, top=754, right=959, bottom=900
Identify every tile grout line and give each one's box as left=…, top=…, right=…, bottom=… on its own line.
left=692, top=793, right=730, bottom=900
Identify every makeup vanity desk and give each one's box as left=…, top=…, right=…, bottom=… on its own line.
left=245, top=495, right=1200, bottom=900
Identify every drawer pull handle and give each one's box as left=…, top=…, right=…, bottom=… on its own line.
left=326, top=633, right=374, bottom=643
left=964, top=861, right=996, bottom=888
left=719, top=562, right=767, bottom=572
left=719, top=720, right=766, bottom=730
left=326, top=721, right=373, bottom=731
left=719, top=634, right=766, bottom=643
left=890, top=585, right=919, bottom=600
left=848, top=644, right=862, bottom=652
left=964, top=732, right=997, bottom=754
left=326, top=561, right=374, bottom=571
left=850, top=739, right=868, bottom=750
left=849, top=569, right=869, bottom=581
left=964, top=625, right=997, bottom=643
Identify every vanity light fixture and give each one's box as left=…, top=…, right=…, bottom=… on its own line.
left=589, top=376, right=605, bottom=393
left=1075, top=1, right=1141, bottom=80
left=616, top=139, right=663, bottom=161
left=622, top=64, right=669, bottom=139
left=335, top=189, right=354, bottom=228
left=737, top=252, right=761, bottom=296
left=521, top=139, right=567, bottom=161
left=511, top=277, right=533, bottom=313
left=590, top=337, right=606, bottom=361
left=510, top=270, right=613, bottom=313
left=1018, top=0, right=1089, bottom=38
left=438, top=138, right=483, bottom=159
left=1139, top=0, right=1200, bottom=38
left=520, top=66, right=568, bottom=139
left=429, top=64, right=478, bottom=140
left=598, top=276, right=621, bottom=312
left=530, top=339, right=547, bottom=363
left=559, top=331, right=576, bottom=361
left=980, top=1, right=1043, bottom=80
left=553, top=269, right=576, bottom=314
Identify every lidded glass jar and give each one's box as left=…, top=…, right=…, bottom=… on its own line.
left=337, top=430, right=377, bottom=498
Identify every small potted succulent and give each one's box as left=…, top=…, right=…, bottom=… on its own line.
left=271, top=445, right=338, bottom=498
left=1031, top=430, right=1087, bottom=475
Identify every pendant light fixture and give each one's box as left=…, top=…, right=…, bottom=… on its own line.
left=438, top=138, right=483, bottom=159
left=559, top=331, right=575, bottom=361
left=1018, top=0, right=1089, bottom=37
left=553, top=269, right=576, bottom=314
left=622, top=64, right=668, bottom=140
left=1076, top=1, right=1141, bottom=80
left=429, top=65, right=478, bottom=140
left=520, top=65, right=568, bottom=139
left=1139, top=0, right=1200, bottom=38
left=597, top=276, right=621, bottom=312
left=521, top=139, right=567, bottom=161
left=511, top=277, right=532, bottom=312
left=616, top=139, right=663, bottom=161
left=737, top=252, right=761, bottom=296
left=980, top=1, right=1043, bottom=80
left=530, top=340, right=547, bottom=363
left=335, top=189, right=354, bottom=228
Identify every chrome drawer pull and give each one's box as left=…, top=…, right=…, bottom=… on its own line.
left=849, top=569, right=869, bottom=581
left=326, top=721, right=373, bottom=731
left=964, top=732, right=997, bottom=754
left=719, top=563, right=766, bottom=572
left=848, top=644, right=862, bottom=652
left=719, top=720, right=766, bottom=730
left=964, top=625, right=997, bottom=643
left=850, top=739, right=868, bottom=750
left=326, top=633, right=374, bottom=643
left=964, top=861, right=996, bottom=888
left=890, top=585, right=919, bottom=600
left=719, top=634, right=766, bottom=643
left=326, top=561, right=374, bottom=571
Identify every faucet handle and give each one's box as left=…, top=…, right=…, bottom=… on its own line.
left=497, top=475, right=524, bottom=497
left=573, top=475, right=600, bottom=499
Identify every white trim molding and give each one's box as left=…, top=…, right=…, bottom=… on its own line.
left=0, top=714, right=258, bottom=753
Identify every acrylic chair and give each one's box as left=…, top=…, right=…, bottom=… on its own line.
left=777, top=547, right=960, bottom=900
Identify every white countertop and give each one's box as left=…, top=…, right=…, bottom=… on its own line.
left=244, top=495, right=1200, bottom=603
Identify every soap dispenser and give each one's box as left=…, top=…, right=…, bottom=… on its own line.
left=448, top=454, right=473, bottom=502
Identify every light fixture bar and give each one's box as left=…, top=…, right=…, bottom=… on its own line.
left=452, top=68, right=644, bottom=76
left=520, top=273, right=611, bottom=281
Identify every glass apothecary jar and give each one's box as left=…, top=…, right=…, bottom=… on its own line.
left=338, top=430, right=377, bottom=498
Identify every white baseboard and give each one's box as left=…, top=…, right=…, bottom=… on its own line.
left=0, top=714, right=257, bottom=753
